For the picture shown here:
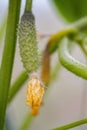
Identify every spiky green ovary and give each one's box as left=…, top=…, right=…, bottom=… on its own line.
left=18, top=12, right=39, bottom=73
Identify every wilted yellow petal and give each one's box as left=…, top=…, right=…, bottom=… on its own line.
left=26, top=73, right=45, bottom=116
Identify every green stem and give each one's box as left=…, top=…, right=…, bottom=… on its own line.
left=71, top=16, right=87, bottom=31
left=51, top=62, right=61, bottom=82
left=8, top=71, right=28, bottom=104
left=19, top=114, right=34, bottom=130
left=59, top=37, right=87, bottom=79
left=79, top=42, right=87, bottom=57
left=49, top=17, right=87, bottom=54
left=25, top=0, right=32, bottom=12
left=49, top=28, right=77, bottom=54
left=53, top=118, right=87, bottom=130
left=0, top=16, right=7, bottom=43
left=0, top=0, right=21, bottom=129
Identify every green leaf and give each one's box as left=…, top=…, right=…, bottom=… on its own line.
left=51, top=0, right=87, bottom=22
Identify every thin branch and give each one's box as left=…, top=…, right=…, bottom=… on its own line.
left=53, top=118, right=87, bottom=130
left=25, top=0, right=32, bottom=12
left=19, top=114, right=34, bottom=130
left=8, top=71, right=28, bottom=104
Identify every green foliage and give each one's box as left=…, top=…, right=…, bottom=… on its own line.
left=51, top=0, right=87, bottom=22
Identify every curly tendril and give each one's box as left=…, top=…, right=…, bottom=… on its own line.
left=59, top=37, right=87, bottom=79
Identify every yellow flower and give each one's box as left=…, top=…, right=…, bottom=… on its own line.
left=26, top=73, right=45, bottom=116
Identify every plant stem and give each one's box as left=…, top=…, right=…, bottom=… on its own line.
left=8, top=71, right=28, bottom=104
left=0, top=0, right=21, bottom=129
left=53, top=118, right=87, bottom=130
left=25, top=0, right=32, bottom=12
left=79, top=43, right=87, bottom=57
left=48, top=16, right=87, bottom=54
left=59, top=37, right=87, bottom=79
left=19, top=114, right=34, bottom=130
left=50, top=62, right=61, bottom=83
left=72, top=16, right=87, bottom=30
left=49, top=28, right=77, bottom=54
left=0, top=16, right=7, bottom=43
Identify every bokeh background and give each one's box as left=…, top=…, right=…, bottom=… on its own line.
left=0, top=0, right=87, bottom=130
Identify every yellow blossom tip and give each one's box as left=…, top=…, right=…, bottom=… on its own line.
left=26, top=72, right=45, bottom=116
left=30, top=106, right=39, bottom=116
